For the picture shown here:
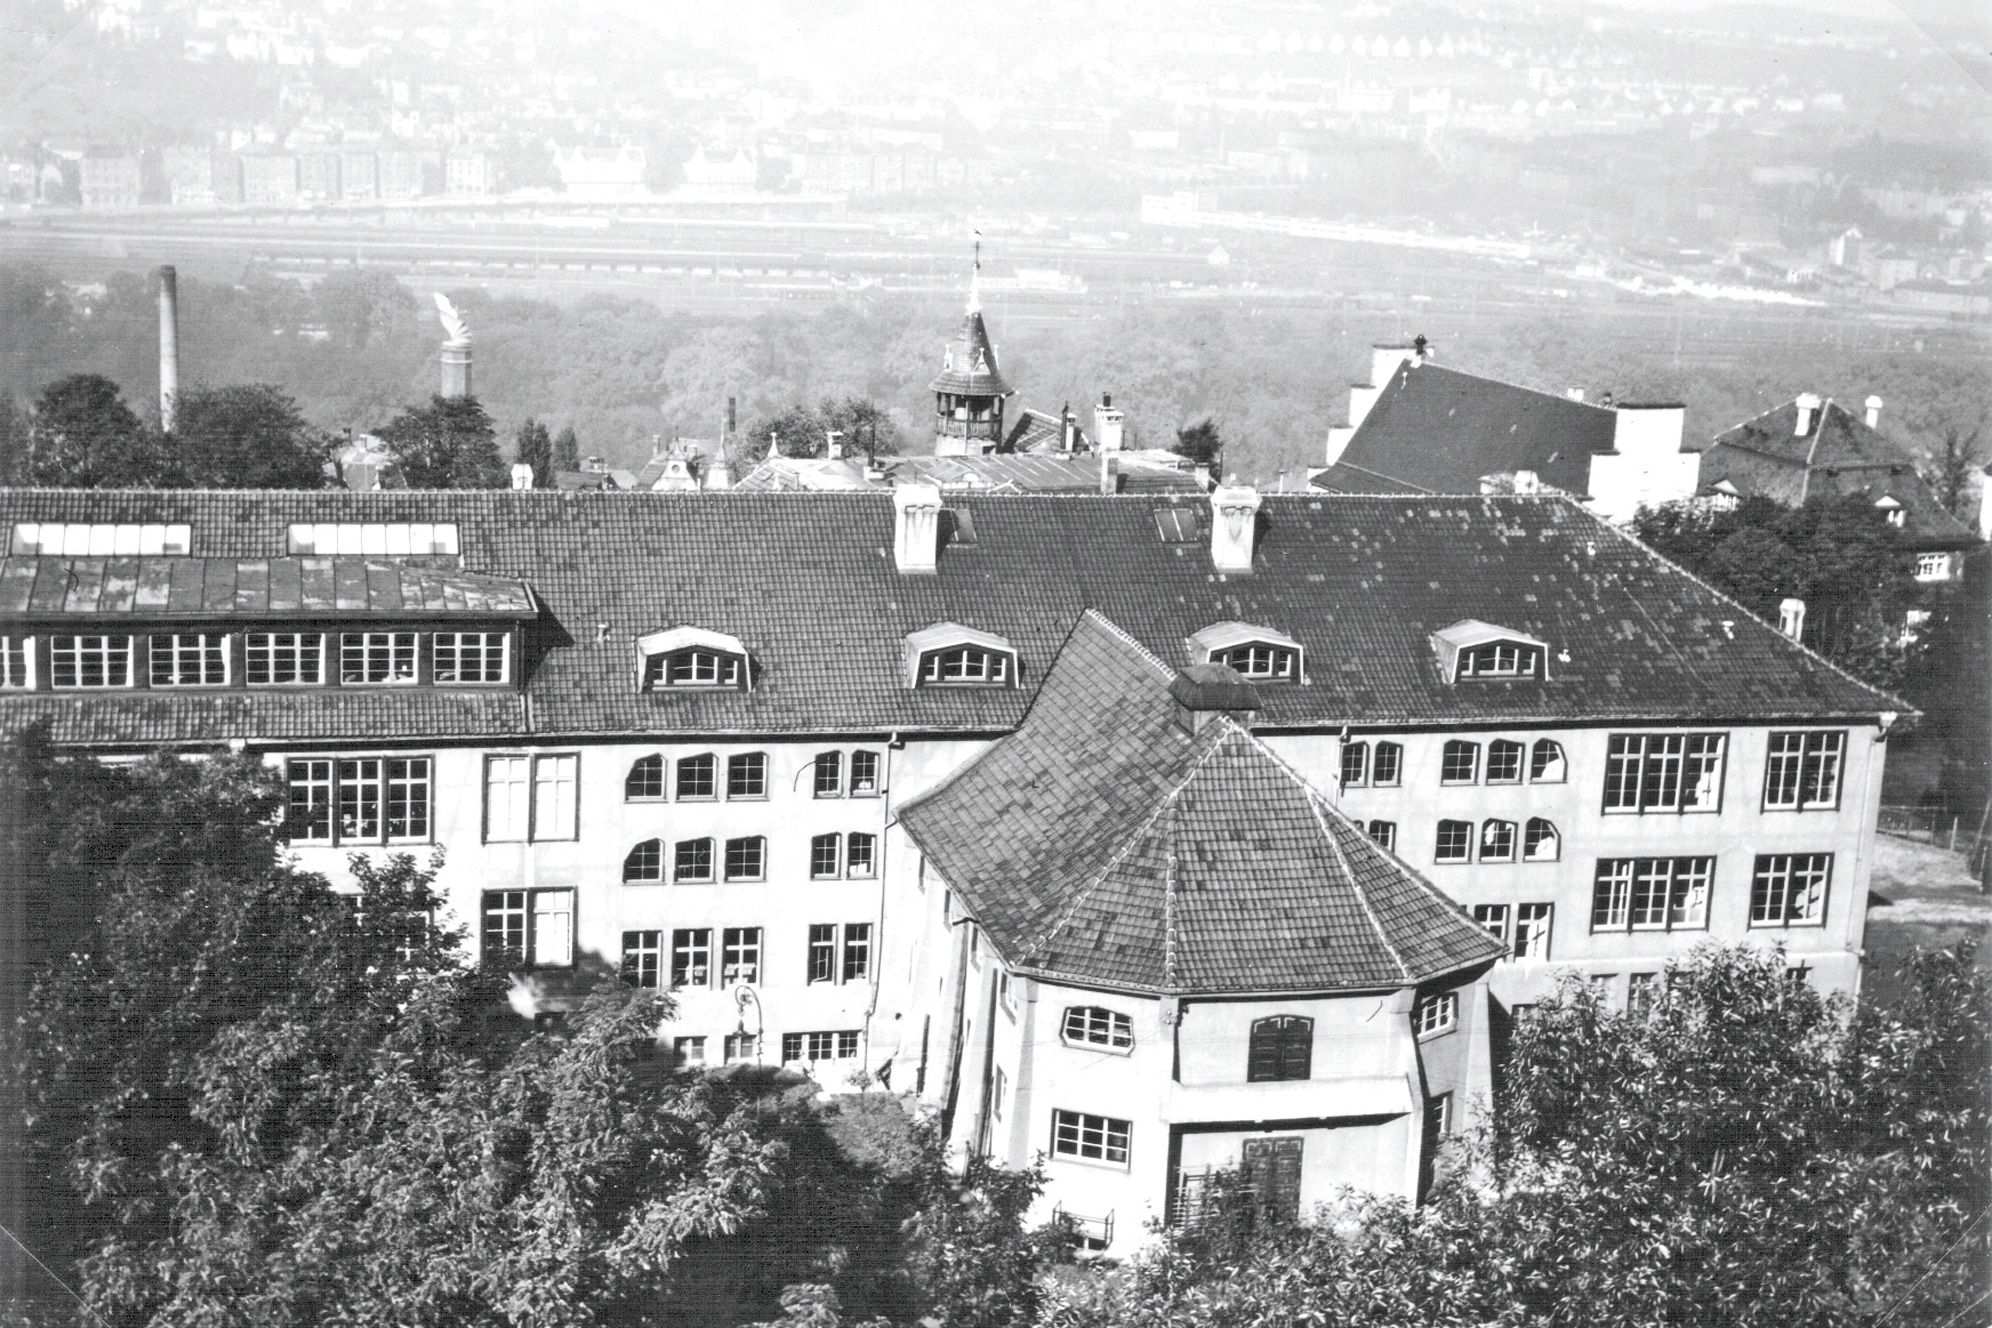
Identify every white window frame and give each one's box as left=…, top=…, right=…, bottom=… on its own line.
left=670, top=927, right=713, bottom=988
left=1061, top=1005, right=1134, bottom=1052
left=1485, top=739, right=1525, bottom=785
left=50, top=634, right=133, bottom=689
left=1479, top=819, right=1516, bottom=862
left=1435, top=819, right=1471, bottom=864
left=339, top=631, right=418, bottom=686
left=727, top=751, right=769, bottom=799
left=288, top=755, right=432, bottom=846
left=620, top=929, right=662, bottom=987
left=918, top=645, right=1013, bottom=686
left=1367, top=819, right=1397, bottom=851
left=1914, top=552, right=1950, bottom=581
left=1210, top=642, right=1296, bottom=680
left=721, top=926, right=762, bottom=984
left=723, top=835, right=766, bottom=882
left=1413, top=991, right=1458, bottom=1039
left=246, top=632, right=324, bottom=686
left=1749, top=853, right=1831, bottom=928
left=1373, top=741, right=1403, bottom=786
left=432, top=631, right=509, bottom=684
left=1514, top=903, right=1553, bottom=960
left=480, top=886, right=572, bottom=969
left=1603, top=733, right=1725, bottom=814
left=1592, top=857, right=1713, bottom=933
left=1762, top=731, right=1845, bottom=812
left=1523, top=817, right=1560, bottom=862
left=0, top=635, right=33, bottom=689
left=148, top=632, right=228, bottom=687
left=1440, top=740, right=1480, bottom=785
left=1051, top=1108, right=1131, bottom=1168
left=483, top=753, right=578, bottom=842
left=1529, top=738, right=1567, bottom=783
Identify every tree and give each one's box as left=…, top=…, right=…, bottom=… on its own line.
left=23, top=372, right=165, bottom=487
left=742, top=402, right=831, bottom=466
left=739, top=398, right=901, bottom=468
left=1173, top=418, right=1223, bottom=470
left=819, top=396, right=902, bottom=461
left=0, top=389, right=24, bottom=484
left=515, top=416, right=554, bottom=484
left=376, top=395, right=506, bottom=489
left=1925, top=423, right=1987, bottom=521
left=173, top=383, right=335, bottom=488
left=553, top=424, right=581, bottom=472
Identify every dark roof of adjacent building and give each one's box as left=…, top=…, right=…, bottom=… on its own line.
left=926, top=304, right=1013, bottom=398
left=0, top=489, right=1898, bottom=747
left=898, top=612, right=1505, bottom=994
left=881, top=453, right=1203, bottom=495
left=1317, top=363, right=1621, bottom=497
left=1004, top=407, right=1088, bottom=454
left=0, top=557, right=533, bottom=619
left=1701, top=399, right=1978, bottom=549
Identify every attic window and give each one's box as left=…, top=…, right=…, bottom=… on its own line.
left=636, top=627, right=751, bottom=693
left=1432, top=620, right=1550, bottom=684
left=287, top=523, right=459, bottom=555
left=1153, top=507, right=1203, bottom=543
left=1874, top=495, right=1906, bottom=528
left=1190, top=622, right=1303, bottom=683
left=11, top=522, right=192, bottom=555
left=903, top=622, right=1017, bottom=689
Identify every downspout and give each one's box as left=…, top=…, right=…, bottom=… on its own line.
left=938, top=919, right=974, bottom=1143
left=972, top=966, right=1001, bottom=1158
left=860, top=733, right=898, bottom=1073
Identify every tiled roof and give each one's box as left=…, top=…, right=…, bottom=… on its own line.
left=1004, top=408, right=1089, bottom=454
left=880, top=453, right=1202, bottom=495
left=1702, top=400, right=1979, bottom=548
left=1328, top=363, right=1619, bottom=496
left=731, top=457, right=881, bottom=492
left=897, top=612, right=1504, bottom=994
left=0, top=488, right=1897, bottom=748
left=926, top=307, right=1013, bottom=398
left=0, top=557, right=533, bottom=619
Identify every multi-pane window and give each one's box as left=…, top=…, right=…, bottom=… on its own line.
left=1441, top=740, right=1479, bottom=784
left=1486, top=739, right=1524, bottom=784
left=481, top=888, right=572, bottom=968
left=673, top=1036, right=707, bottom=1069
left=1530, top=739, right=1566, bottom=783
left=1246, top=1015, right=1313, bottom=1082
left=625, top=755, right=665, bottom=800
left=50, top=634, right=132, bottom=688
left=849, top=751, right=881, bottom=796
left=807, top=924, right=837, bottom=983
left=721, top=927, right=762, bottom=984
left=1341, top=741, right=1369, bottom=787
left=674, top=838, right=714, bottom=882
left=339, top=631, right=417, bottom=685
left=1473, top=904, right=1510, bottom=947
left=1435, top=819, right=1471, bottom=863
left=1479, top=819, right=1516, bottom=862
left=671, top=928, right=712, bottom=988
left=1763, top=731, right=1845, bottom=811
left=1367, top=820, right=1397, bottom=851
left=1458, top=641, right=1540, bottom=678
left=432, top=632, right=508, bottom=684
left=810, top=833, right=842, bottom=879
left=1592, top=857, right=1713, bottom=932
left=287, top=757, right=431, bottom=845
left=1373, top=741, right=1402, bottom=786
left=1413, top=992, right=1458, bottom=1038
left=1750, top=853, right=1831, bottom=927
left=246, top=632, right=323, bottom=685
left=813, top=751, right=844, bottom=798
left=621, top=930, right=662, bottom=987
left=727, top=752, right=768, bottom=798
left=1523, top=817, right=1560, bottom=862
left=1051, top=1109, right=1130, bottom=1166
left=148, top=633, right=227, bottom=686
left=1603, top=733, right=1725, bottom=813
left=484, top=754, right=577, bottom=842
left=724, top=836, right=765, bottom=881
left=847, top=833, right=877, bottom=878
left=0, top=636, right=31, bottom=689
left=1915, top=552, right=1951, bottom=581
left=644, top=649, right=744, bottom=689
left=1627, top=973, right=1660, bottom=1021
left=1514, top=903, right=1553, bottom=960
left=676, top=753, right=716, bottom=800
left=1061, top=1006, right=1134, bottom=1051
left=781, top=1030, right=859, bottom=1063
left=724, top=1033, right=758, bottom=1063
left=1212, top=643, right=1296, bottom=680
left=805, top=922, right=871, bottom=983
left=842, top=922, right=872, bottom=982
left=918, top=646, right=1011, bottom=685
left=623, top=839, right=663, bottom=883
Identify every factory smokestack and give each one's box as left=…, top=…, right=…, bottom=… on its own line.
left=156, top=266, right=180, bottom=432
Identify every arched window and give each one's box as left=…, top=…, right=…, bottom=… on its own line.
left=1340, top=741, right=1369, bottom=787
left=623, top=838, right=663, bottom=883
left=1441, top=740, right=1480, bottom=784
left=920, top=645, right=1011, bottom=685
left=1486, top=739, right=1525, bottom=784
left=1530, top=739, right=1566, bottom=783
left=676, top=753, right=716, bottom=800
left=1524, top=818, right=1560, bottom=862
left=1373, top=741, right=1403, bottom=786
left=625, top=754, right=664, bottom=801
left=1480, top=819, right=1516, bottom=862
left=1247, top=1015, right=1314, bottom=1082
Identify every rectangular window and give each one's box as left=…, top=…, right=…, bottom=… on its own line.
left=1603, top=734, right=1725, bottom=813
left=530, top=891, right=572, bottom=966
left=1435, top=820, right=1471, bottom=864
left=339, top=631, right=417, bottom=685
left=482, top=887, right=572, bottom=968
left=1514, top=903, right=1553, bottom=960
left=1052, top=1109, right=1131, bottom=1167
left=287, top=756, right=431, bottom=845
left=482, top=890, right=527, bottom=964
left=846, top=832, right=877, bottom=878
left=849, top=750, right=881, bottom=796
left=842, top=922, right=872, bottom=983
left=0, top=636, right=31, bottom=689
left=1341, top=742, right=1369, bottom=787
left=1591, top=857, right=1713, bottom=932
left=13, top=521, right=191, bottom=555
left=1763, top=731, right=1845, bottom=811
left=724, top=836, right=765, bottom=882
left=1473, top=904, right=1510, bottom=947
left=1627, top=972, right=1660, bottom=1020
left=673, top=1036, right=707, bottom=1069
left=1750, top=853, right=1831, bottom=927
left=676, top=753, right=716, bottom=800
left=1485, top=740, right=1523, bottom=784
left=1426, top=1091, right=1452, bottom=1140
left=246, top=632, right=324, bottom=686
left=722, top=927, right=762, bottom=984
left=1915, top=552, right=1950, bottom=581
left=727, top=752, right=767, bottom=799
left=1479, top=819, right=1516, bottom=862
left=814, top=751, right=844, bottom=798
left=810, top=833, right=842, bottom=879
left=531, top=754, right=577, bottom=841
left=286, top=758, right=333, bottom=842
left=1367, top=820, right=1397, bottom=851
left=671, top=928, right=712, bottom=988
left=1440, top=740, right=1479, bottom=785
left=50, top=634, right=132, bottom=689
left=432, top=631, right=508, bottom=684
left=1413, top=991, right=1458, bottom=1038
left=148, top=633, right=227, bottom=686
left=724, top=1032, right=758, bottom=1063
left=782, top=1030, right=860, bottom=1063
left=621, top=929, right=662, bottom=988
left=807, top=923, right=837, bottom=983
left=484, top=754, right=576, bottom=842
left=674, top=838, right=714, bottom=883
left=1373, top=741, right=1402, bottom=786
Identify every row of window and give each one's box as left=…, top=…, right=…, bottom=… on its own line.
left=1588, top=854, right=1831, bottom=932
left=624, top=749, right=880, bottom=802
left=656, top=1030, right=865, bottom=1070
left=1433, top=817, right=1561, bottom=864
left=616, top=922, right=872, bottom=988
left=620, top=832, right=877, bottom=884
left=1, top=631, right=508, bottom=691
left=1056, top=997, right=1456, bottom=1075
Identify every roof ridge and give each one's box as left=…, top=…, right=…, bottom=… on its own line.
left=1305, top=778, right=1410, bottom=983
left=1077, top=608, right=1175, bottom=679
left=1394, top=361, right=1618, bottom=416
left=1583, top=499, right=1913, bottom=714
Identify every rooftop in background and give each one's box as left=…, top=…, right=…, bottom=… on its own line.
left=898, top=611, right=1504, bottom=994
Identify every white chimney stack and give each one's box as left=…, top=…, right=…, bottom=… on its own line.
left=1094, top=394, right=1125, bottom=453
left=1794, top=393, right=1821, bottom=436
left=510, top=463, right=533, bottom=490
left=1778, top=597, right=1806, bottom=641
left=893, top=482, right=943, bottom=575
left=156, top=265, right=179, bottom=432
left=1864, top=395, right=1883, bottom=429
left=1564, top=388, right=1585, bottom=403
left=1209, top=480, right=1262, bottom=574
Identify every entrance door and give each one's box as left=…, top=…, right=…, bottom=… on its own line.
left=1241, top=1136, right=1304, bottom=1225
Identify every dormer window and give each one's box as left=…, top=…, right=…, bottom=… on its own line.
left=1190, top=622, right=1303, bottom=683
left=904, top=622, right=1018, bottom=689
left=1432, top=620, right=1550, bottom=684
left=636, top=627, right=751, bottom=693
left=1874, top=495, right=1906, bottom=528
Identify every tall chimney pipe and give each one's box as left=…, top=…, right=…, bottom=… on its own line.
left=156, top=265, right=180, bottom=432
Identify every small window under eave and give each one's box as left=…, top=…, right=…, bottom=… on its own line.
left=1189, top=621, right=1304, bottom=683
left=903, top=621, right=1018, bottom=689
left=1431, top=619, right=1550, bottom=683
left=636, top=626, right=752, bottom=693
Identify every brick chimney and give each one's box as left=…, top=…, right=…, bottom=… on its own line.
left=893, top=481, right=943, bottom=575
left=1170, top=663, right=1260, bottom=736
left=1209, top=480, right=1261, bottom=574
left=1794, top=393, right=1821, bottom=436
left=156, top=265, right=180, bottom=432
